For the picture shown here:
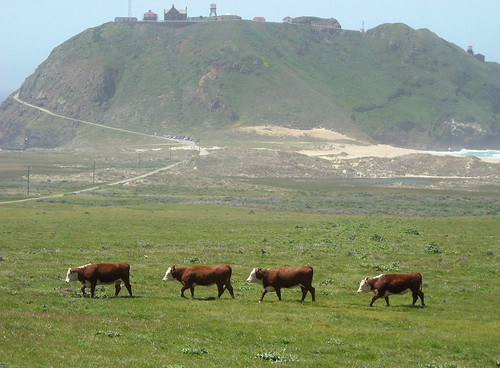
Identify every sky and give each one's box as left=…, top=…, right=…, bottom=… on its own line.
left=1, top=0, right=499, bottom=102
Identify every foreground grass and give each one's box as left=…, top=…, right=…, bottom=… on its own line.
left=0, top=200, right=499, bottom=367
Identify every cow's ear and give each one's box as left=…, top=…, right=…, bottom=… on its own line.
left=364, top=277, right=368, bottom=281
left=256, top=267, right=262, bottom=273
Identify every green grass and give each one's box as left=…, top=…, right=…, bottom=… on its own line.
left=0, top=200, right=498, bottom=367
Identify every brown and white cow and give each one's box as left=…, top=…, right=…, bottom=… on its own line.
left=357, top=272, right=424, bottom=307
left=246, top=266, right=315, bottom=302
left=65, top=263, right=133, bottom=298
left=162, top=264, right=235, bottom=299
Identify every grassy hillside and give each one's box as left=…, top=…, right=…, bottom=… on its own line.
left=1, top=21, right=499, bottom=150
left=0, top=200, right=498, bottom=367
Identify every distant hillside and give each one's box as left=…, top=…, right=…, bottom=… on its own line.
left=1, top=20, right=499, bottom=150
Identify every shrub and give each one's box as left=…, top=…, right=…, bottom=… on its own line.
left=95, top=330, right=121, bottom=338
left=181, top=347, right=208, bottom=356
left=256, top=349, right=299, bottom=363
left=423, top=242, right=443, bottom=254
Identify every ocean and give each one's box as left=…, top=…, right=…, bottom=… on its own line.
left=429, top=149, right=500, bottom=160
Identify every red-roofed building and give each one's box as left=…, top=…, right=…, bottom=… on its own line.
left=253, top=17, right=266, bottom=22
left=143, top=10, right=158, bottom=21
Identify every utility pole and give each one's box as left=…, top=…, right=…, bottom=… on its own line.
left=128, top=0, right=132, bottom=17
left=27, top=166, right=30, bottom=195
left=92, top=161, right=95, bottom=185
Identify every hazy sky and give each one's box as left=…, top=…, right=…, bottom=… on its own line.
left=1, top=0, right=498, bottom=101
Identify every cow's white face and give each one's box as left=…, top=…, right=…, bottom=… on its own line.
left=246, top=268, right=262, bottom=284
left=162, top=267, right=174, bottom=282
left=65, top=268, right=78, bottom=283
left=357, top=278, right=372, bottom=294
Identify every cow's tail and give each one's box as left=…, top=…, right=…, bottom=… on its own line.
left=419, top=273, right=423, bottom=291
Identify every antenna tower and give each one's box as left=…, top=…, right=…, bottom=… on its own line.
left=210, top=3, right=217, bottom=17
left=128, top=0, right=132, bottom=17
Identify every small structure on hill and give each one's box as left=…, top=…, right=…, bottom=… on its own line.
left=210, top=3, right=217, bottom=17
left=467, top=44, right=486, bottom=62
left=253, top=17, right=266, bottom=22
left=115, top=17, right=137, bottom=22
left=164, top=5, right=187, bottom=21
left=291, top=16, right=341, bottom=29
left=143, top=10, right=158, bottom=21
left=282, top=16, right=293, bottom=23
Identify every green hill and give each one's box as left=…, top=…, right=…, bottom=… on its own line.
left=1, top=20, right=499, bottom=150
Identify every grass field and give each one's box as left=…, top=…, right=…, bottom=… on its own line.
left=0, top=199, right=498, bottom=367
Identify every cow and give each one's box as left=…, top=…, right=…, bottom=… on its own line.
left=162, top=264, right=235, bottom=299
left=246, top=266, right=315, bottom=302
left=357, top=272, right=424, bottom=307
left=65, top=262, right=133, bottom=298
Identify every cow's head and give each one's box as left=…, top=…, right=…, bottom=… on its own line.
left=65, top=268, right=78, bottom=283
left=162, top=265, right=176, bottom=282
left=357, top=277, right=372, bottom=294
left=246, top=267, right=263, bottom=284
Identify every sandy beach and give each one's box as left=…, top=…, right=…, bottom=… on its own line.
left=239, top=126, right=427, bottom=160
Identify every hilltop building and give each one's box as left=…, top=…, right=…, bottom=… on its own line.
left=467, top=44, right=486, bottom=62
left=143, top=10, right=158, bottom=21
left=164, top=5, right=187, bottom=21
left=115, top=17, right=137, bottom=22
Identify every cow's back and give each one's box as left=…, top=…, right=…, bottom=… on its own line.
left=182, top=264, right=231, bottom=285
left=94, top=263, right=130, bottom=282
left=273, top=266, right=313, bottom=287
left=376, top=273, right=421, bottom=292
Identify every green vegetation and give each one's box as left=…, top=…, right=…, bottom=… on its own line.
left=0, top=197, right=499, bottom=367
left=3, top=21, right=500, bottom=150
left=1, top=22, right=499, bottom=363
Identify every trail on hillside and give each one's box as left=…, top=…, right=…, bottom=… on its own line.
left=12, top=93, right=209, bottom=156
left=0, top=94, right=208, bottom=204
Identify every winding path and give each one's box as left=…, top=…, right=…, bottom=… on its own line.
left=0, top=94, right=208, bottom=204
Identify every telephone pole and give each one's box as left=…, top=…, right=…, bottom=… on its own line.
left=27, top=166, right=30, bottom=195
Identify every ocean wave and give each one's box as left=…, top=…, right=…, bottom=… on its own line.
left=429, top=149, right=500, bottom=159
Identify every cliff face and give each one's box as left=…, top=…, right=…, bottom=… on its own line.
left=1, top=21, right=499, bottom=150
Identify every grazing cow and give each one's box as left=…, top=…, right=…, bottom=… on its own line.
left=65, top=263, right=132, bottom=298
left=162, top=264, right=235, bottom=299
left=357, top=272, right=424, bottom=307
left=246, top=266, right=315, bottom=302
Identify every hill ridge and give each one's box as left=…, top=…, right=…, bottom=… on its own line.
left=0, top=20, right=499, bottom=150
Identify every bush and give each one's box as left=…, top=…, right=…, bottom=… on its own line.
left=423, top=242, right=443, bottom=254
left=256, top=349, right=299, bottom=363
left=181, top=347, right=208, bottom=356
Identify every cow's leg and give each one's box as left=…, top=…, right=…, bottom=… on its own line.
left=384, top=296, right=390, bottom=306
left=216, top=283, right=225, bottom=299
left=115, top=282, right=121, bottom=296
left=90, top=282, right=97, bottom=298
left=80, top=284, right=87, bottom=296
left=124, top=281, right=132, bottom=297
left=418, top=290, right=425, bottom=306
left=259, top=289, right=268, bottom=302
left=412, top=291, right=418, bottom=305
left=180, top=286, right=189, bottom=298
left=225, top=280, right=235, bottom=299
left=275, top=287, right=282, bottom=301
left=309, top=286, right=316, bottom=301
left=369, top=294, right=380, bottom=306
left=190, top=287, right=195, bottom=299
left=300, top=286, right=307, bottom=301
